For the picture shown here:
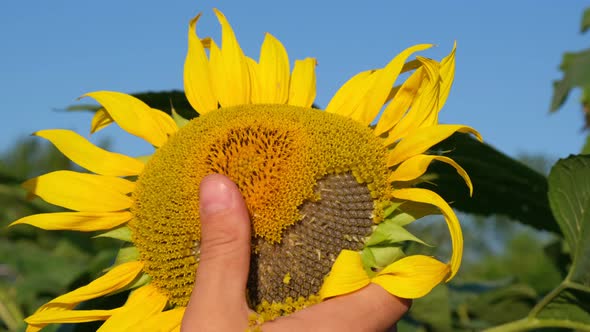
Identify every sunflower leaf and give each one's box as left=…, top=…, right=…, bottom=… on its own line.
left=482, top=155, right=590, bottom=331
left=425, top=133, right=559, bottom=234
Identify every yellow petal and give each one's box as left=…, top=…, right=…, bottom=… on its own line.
left=213, top=9, right=250, bottom=107
left=84, top=91, right=176, bottom=147
left=90, top=108, right=113, bottom=134
left=384, top=57, right=441, bottom=142
left=391, top=188, right=462, bottom=280
left=288, top=58, right=317, bottom=107
left=319, top=250, right=371, bottom=300
left=26, top=309, right=120, bottom=325
left=34, top=261, right=143, bottom=313
left=184, top=14, right=218, bottom=114
left=438, top=42, right=456, bottom=112
left=10, top=211, right=132, bottom=231
left=352, top=44, right=433, bottom=126
left=208, top=38, right=223, bottom=105
left=133, top=307, right=185, bottom=331
left=254, top=33, right=290, bottom=104
left=22, top=171, right=134, bottom=212
left=35, top=129, right=144, bottom=177
left=372, top=255, right=450, bottom=298
left=374, top=67, right=424, bottom=136
left=246, top=56, right=262, bottom=103
left=386, top=124, right=482, bottom=166
left=326, top=44, right=432, bottom=125
left=98, top=284, right=168, bottom=332
left=388, top=154, right=472, bottom=195
left=25, top=325, right=43, bottom=332
left=325, top=70, right=377, bottom=117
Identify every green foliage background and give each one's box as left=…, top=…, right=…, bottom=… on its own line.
left=2, top=8, right=590, bottom=332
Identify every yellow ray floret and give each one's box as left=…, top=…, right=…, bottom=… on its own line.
left=35, top=129, right=144, bottom=176
left=319, top=250, right=449, bottom=300
left=84, top=91, right=177, bottom=147
left=385, top=124, right=482, bottom=166
left=25, top=262, right=144, bottom=330
left=10, top=211, right=132, bottom=231
left=288, top=58, right=317, bottom=107
left=388, top=154, right=473, bottom=196
left=22, top=171, right=134, bottom=212
left=97, top=284, right=168, bottom=332
left=391, top=188, right=463, bottom=279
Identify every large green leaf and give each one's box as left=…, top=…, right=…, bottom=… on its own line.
left=483, top=155, right=590, bottom=331
left=423, top=133, right=559, bottom=233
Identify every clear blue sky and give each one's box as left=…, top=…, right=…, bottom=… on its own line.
left=1, top=1, right=588, bottom=160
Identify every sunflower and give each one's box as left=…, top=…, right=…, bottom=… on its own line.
left=11, top=8, right=481, bottom=331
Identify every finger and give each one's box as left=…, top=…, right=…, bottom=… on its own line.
left=182, top=174, right=251, bottom=331
left=263, top=284, right=411, bottom=332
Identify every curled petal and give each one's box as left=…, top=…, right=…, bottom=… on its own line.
left=391, top=188, right=462, bottom=280
left=372, top=255, right=450, bottom=298
left=438, top=42, right=456, bottom=112
left=35, top=129, right=144, bottom=176
left=388, top=154, right=472, bottom=196
left=326, top=44, right=432, bottom=125
left=319, top=250, right=370, bottom=300
left=385, top=57, right=441, bottom=142
left=90, top=108, right=113, bottom=134
left=386, top=124, right=482, bottom=166
left=22, top=171, right=134, bottom=212
left=374, top=67, right=424, bottom=136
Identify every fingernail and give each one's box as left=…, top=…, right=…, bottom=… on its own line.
left=200, top=176, right=235, bottom=215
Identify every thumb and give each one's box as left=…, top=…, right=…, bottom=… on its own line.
left=182, top=174, right=251, bottom=331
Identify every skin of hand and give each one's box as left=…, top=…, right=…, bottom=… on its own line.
left=181, top=174, right=411, bottom=332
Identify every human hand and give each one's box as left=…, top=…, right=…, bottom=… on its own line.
left=181, top=174, right=411, bottom=332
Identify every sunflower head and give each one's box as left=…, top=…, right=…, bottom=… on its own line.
left=11, top=8, right=481, bottom=330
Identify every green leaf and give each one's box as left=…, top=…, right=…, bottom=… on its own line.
left=582, top=134, right=590, bottom=155
left=172, top=108, right=191, bottom=128
left=113, top=246, right=139, bottom=266
left=483, top=155, right=590, bottom=331
left=547, top=155, right=590, bottom=255
left=360, top=245, right=405, bottom=276
left=94, top=226, right=132, bottom=242
left=365, top=219, right=428, bottom=246
left=424, top=133, right=559, bottom=234
left=467, top=284, right=538, bottom=327
left=550, top=49, right=590, bottom=112
left=582, top=8, right=590, bottom=33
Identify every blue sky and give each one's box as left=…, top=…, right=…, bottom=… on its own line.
left=1, top=1, right=588, bottom=160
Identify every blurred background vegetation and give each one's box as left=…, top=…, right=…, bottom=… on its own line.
left=2, top=7, right=590, bottom=332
